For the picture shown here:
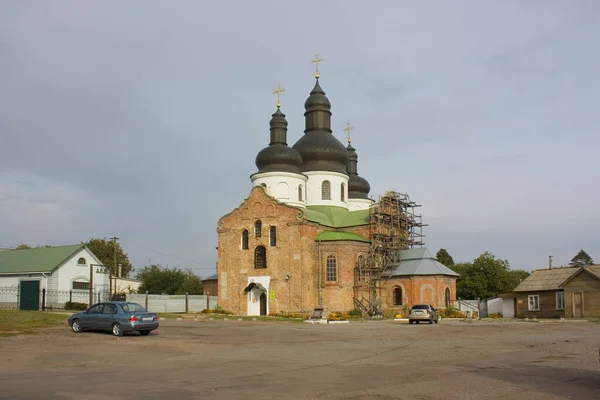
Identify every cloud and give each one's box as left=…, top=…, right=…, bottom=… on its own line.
left=0, top=0, right=598, bottom=272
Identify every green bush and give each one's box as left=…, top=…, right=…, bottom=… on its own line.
left=65, top=301, right=87, bottom=311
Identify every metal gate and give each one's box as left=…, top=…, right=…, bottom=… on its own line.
left=19, top=280, right=40, bottom=311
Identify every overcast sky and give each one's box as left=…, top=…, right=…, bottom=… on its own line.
left=1, top=1, right=598, bottom=276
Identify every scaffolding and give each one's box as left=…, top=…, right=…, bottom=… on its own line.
left=354, top=191, right=427, bottom=316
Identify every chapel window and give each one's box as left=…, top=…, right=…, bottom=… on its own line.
left=393, top=287, right=403, bottom=306
left=77, top=257, right=86, bottom=265
left=326, top=255, right=337, bottom=282
left=255, top=220, right=262, bottom=237
left=241, top=229, right=249, bottom=250
left=298, top=185, right=303, bottom=201
left=270, top=226, right=277, bottom=247
left=254, top=246, right=267, bottom=269
left=445, top=287, right=451, bottom=308
left=322, top=180, right=331, bottom=200
left=341, top=183, right=345, bottom=202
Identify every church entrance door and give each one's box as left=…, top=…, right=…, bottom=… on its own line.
left=259, top=292, right=267, bottom=316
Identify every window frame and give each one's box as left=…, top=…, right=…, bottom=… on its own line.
left=326, top=255, right=337, bottom=282
left=393, top=287, right=403, bottom=306
left=254, top=246, right=267, bottom=269
left=341, top=183, right=345, bottom=202
left=254, top=220, right=262, bottom=238
left=556, top=291, right=565, bottom=310
left=321, top=180, right=331, bottom=200
left=77, top=257, right=86, bottom=265
left=445, top=287, right=451, bottom=308
left=72, top=281, right=90, bottom=291
left=269, top=226, right=277, bottom=247
left=241, top=229, right=249, bottom=250
left=528, top=294, right=540, bottom=311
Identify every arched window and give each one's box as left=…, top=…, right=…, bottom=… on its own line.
left=322, top=180, right=331, bottom=200
left=261, top=183, right=266, bottom=188
left=357, top=255, right=365, bottom=281
left=326, top=255, right=337, bottom=282
left=241, top=229, right=249, bottom=250
left=254, top=246, right=267, bottom=269
left=445, top=287, right=451, bottom=308
left=341, top=183, right=345, bottom=202
left=270, top=226, right=277, bottom=247
left=254, top=220, right=262, bottom=237
left=77, top=257, right=86, bottom=265
left=393, top=287, right=403, bottom=306
left=298, top=185, right=303, bottom=201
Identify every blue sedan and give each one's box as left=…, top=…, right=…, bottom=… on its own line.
left=68, top=301, right=160, bottom=336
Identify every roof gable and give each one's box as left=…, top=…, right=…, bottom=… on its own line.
left=514, top=267, right=579, bottom=292
left=558, top=265, right=600, bottom=288
left=388, top=247, right=459, bottom=277
left=0, top=245, right=87, bottom=274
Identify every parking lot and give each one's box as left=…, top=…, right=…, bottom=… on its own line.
left=1, top=318, right=599, bottom=399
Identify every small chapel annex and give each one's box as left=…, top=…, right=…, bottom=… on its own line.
left=216, top=64, right=458, bottom=316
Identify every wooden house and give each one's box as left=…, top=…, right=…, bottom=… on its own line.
left=559, top=265, right=600, bottom=318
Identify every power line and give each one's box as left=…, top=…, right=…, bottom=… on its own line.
left=122, top=239, right=216, bottom=269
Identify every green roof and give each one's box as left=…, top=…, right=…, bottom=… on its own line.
left=388, top=248, right=459, bottom=277
left=316, top=231, right=370, bottom=243
left=303, top=206, right=369, bottom=228
left=0, top=245, right=86, bottom=274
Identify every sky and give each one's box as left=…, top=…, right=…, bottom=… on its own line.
left=1, top=1, right=599, bottom=276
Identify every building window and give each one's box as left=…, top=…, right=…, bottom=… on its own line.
left=326, top=255, right=337, bottom=282
left=77, top=257, right=86, bottom=265
left=445, top=287, right=451, bottom=308
left=322, top=180, right=331, bottom=200
left=73, top=281, right=90, bottom=291
left=341, top=183, right=345, bottom=202
left=270, top=226, right=277, bottom=247
left=393, top=287, right=403, bottom=305
left=255, top=220, right=262, bottom=237
left=261, top=183, right=266, bottom=188
left=254, top=246, right=267, bottom=269
left=528, top=295, right=540, bottom=311
left=241, top=229, right=249, bottom=250
left=298, top=185, right=303, bottom=201
left=556, top=292, right=565, bottom=310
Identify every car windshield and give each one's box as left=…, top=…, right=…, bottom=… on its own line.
left=412, top=305, right=430, bottom=310
left=120, top=302, right=147, bottom=313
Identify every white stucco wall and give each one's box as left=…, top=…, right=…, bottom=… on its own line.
left=251, top=171, right=308, bottom=208
left=56, top=247, right=109, bottom=293
left=348, top=198, right=374, bottom=211
left=114, top=277, right=142, bottom=293
left=304, top=171, right=349, bottom=208
left=247, top=276, right=270, bottom=316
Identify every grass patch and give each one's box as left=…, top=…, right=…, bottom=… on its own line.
left=0, top=310, right=67, bottom=337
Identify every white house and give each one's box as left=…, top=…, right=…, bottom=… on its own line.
left=0, top=244, right=109, bottom=310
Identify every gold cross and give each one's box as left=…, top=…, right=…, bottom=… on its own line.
left=311, top=53, right=324, bottom=79
left=344, top=122, right=354, bottom=143
left=273, top=83, right=285, bottom=108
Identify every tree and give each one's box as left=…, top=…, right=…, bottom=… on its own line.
left=450, top=251, right=528, bottom=300
left=436, top=248, right=454, bottom=266
left=135, top=264, right=203, bottom=295
left=15, top=244, right=51, bottom=250
left=83, top=238, right=133, bottom=277
left=569, top=249, right=594, bottom=267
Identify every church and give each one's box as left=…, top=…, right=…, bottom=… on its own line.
left=216, top=59, right=458, bottom=317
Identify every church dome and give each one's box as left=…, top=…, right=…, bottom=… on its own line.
left=255, top=108, right=303, bottom=174
left=346, top=143, right=371, bottom=199
left=292, top=80, right=349, bottom=174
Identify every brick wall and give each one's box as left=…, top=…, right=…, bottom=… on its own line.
left=382, top=276, right=456, bottom=311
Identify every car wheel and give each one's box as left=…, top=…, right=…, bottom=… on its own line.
left=112, top=323, right=123, bottom=337
left=72, top=319, right=82, bottom=333
left=416, top=321, right=420, bottom=324
left=409, top=320, right=413, bottom=324
left=435, top=316, right=440, bottom=324
left=428, top=318, right=433, bottom=324
left=140, top=330, right=150, bottom=336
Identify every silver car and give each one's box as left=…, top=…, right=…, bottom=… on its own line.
left=68, top=301, right=160, bottom=336
left=408, top=304, right=440, bottom=324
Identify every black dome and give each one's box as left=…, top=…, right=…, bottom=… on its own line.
left=346, top=143, right=371, bottom=199
left=292, top=80, right=349, bottom=174
left=255, top=108, right=303, bottom=174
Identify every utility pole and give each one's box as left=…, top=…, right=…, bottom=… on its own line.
left=549, top=255, right=553, bottom=269
left=110, top=237, right=119, bottom=297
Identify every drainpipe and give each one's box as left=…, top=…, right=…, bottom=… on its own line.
left=317, top=240, right=322, bottom=307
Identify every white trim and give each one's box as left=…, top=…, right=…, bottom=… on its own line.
left=528, top=294, right=540, bottom=311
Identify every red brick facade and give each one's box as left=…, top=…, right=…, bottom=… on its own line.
left=217, top=186, right=457, bottom=315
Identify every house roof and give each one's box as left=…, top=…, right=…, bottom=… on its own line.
left=303, top=206, right=369, bottom=228
left=558, top=265, right=600, bottom=287
left=315, top=231, right=370, bottom=243
left=387, top=248, right=459, bottom=278
left=0, top=244, right=88, bottom=274
left=203, top=273, right=218, bottom=281
left=513, top=267, right=579, bottom=292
